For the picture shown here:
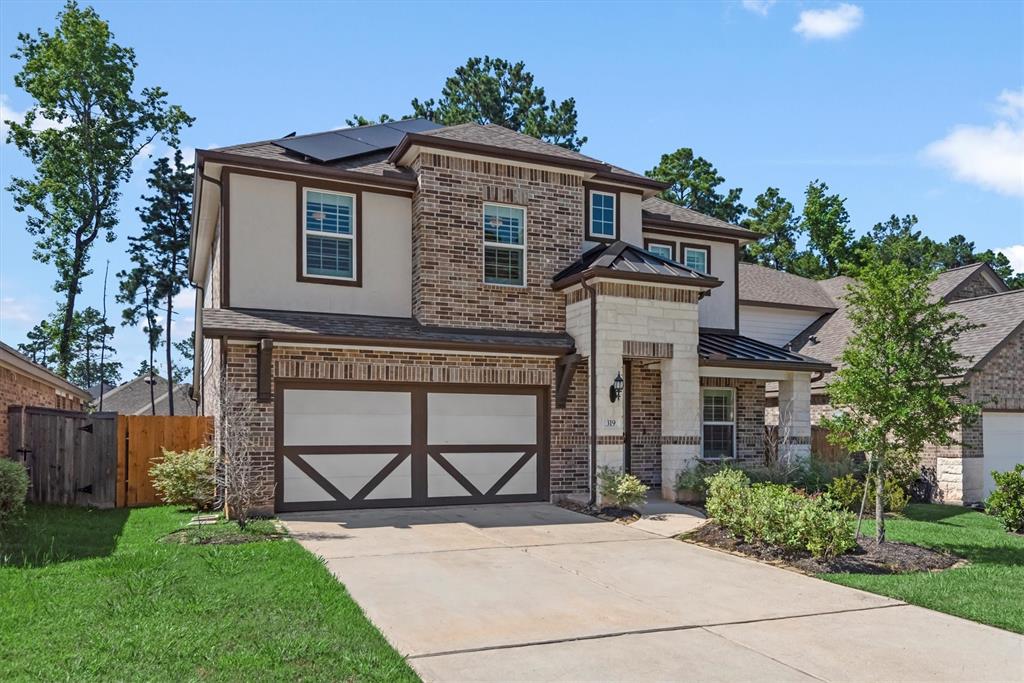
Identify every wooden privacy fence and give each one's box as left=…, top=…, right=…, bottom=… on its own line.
left=7, top=406, right=211, bottom=508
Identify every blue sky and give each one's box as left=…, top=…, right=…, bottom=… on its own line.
left=1, top=0, right=1022, bottom=381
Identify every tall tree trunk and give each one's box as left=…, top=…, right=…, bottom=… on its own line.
left=165, top=290, right=175, bottom=416
left=875, top=453, right=887, bottom=544
left=148, top=343, right=156, bottom=416
left=57, top=238, right=89, bottom=377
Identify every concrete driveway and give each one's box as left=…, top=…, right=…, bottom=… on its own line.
left=282, top=503, right=1024, bottom=682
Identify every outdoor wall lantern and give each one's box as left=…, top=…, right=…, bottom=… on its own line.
left=609, top=372, right=624, bottom=403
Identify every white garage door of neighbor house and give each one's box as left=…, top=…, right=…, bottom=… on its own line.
left=275, top=383, right=547, bottom=512
left=982, top=412, right=1024, bottom=498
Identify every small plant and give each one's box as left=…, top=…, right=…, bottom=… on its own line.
left=0, top=458, right=29, bottom=526
left=986, top=464, right=1024, bottom=533
left=827, top=473, right=908, bottom=514
left=674, top=460, right=724, bottom=502
left=149, top=447, right=215, bottom=510
left=598, top=467, right=649, bottom=510
left=704, top=468, right=856, bottom=559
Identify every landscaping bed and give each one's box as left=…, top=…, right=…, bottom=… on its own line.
left=160, top=516, right=287, bottom=545
left=686, top=520, right=962, bottom=575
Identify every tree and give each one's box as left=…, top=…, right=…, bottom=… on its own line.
left=741, top=187, right=801, bottom=270
left=134, top=360, right=157, bottom=378
left=800, top=180, right=854, bottom=278
left=344, top=113, right=396, bottom=127
left=172, top=332, right=195, bottom=385
left=822, top=260, right=979, bottom=542
left=118, top=247, right=163, bottom=416
left=211, top=370, right=261, bottom=528
left=66, top=306, right=121, bottom=389
left=5, top=1, right=191, bottom=376
left=407, top=57, right=586, bottom=150
left=18, top=317, right=60, bottom=367
left=135, top=150, right=192, bottom=415
left=646, top=148, right=745, bottom=223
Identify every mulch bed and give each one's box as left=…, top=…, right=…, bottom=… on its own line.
left=557, top=500, right=640, bottom=524
left=685, top=522, right=964, bottom=575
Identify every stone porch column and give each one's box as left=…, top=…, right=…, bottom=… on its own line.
left=660, top=352, right=700, bottom=500
left=777, top=374, right=812, bottom=463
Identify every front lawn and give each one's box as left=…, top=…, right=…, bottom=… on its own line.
left=822, top=503, right=1024, bottom=634
left=0, top=505, right=418, bottom=681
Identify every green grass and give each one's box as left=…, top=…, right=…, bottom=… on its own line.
left=822, top=503, right=1024, bottom=633
left=0, top=505, right=419, bottom=682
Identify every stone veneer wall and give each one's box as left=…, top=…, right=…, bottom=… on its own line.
left=628, top=360, right=661, bottom=487
left=700, top=377, right=767, bottom=463
left=222, top=342, right=591, bottom=513
left=410, top=152, right=584, bottom=332
left=947, top=271, right=999, bottom=301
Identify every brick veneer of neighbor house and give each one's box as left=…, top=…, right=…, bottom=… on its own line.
left=627, top=360, right=661, bottom=487
left=410, top=153, right=584, bottom=332
left=701, top=376, right=767, bottom=464
left=221, top=342, right=591, bottom=514
left=947, top=270, right=1000, bottom=301
left=0, top=365, right=84, bottom=457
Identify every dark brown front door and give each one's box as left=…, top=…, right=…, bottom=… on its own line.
left=274, top=381, right=549, bottom=512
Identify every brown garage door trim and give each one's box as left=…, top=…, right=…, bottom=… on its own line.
left=274, top=380, right=550, bottom=512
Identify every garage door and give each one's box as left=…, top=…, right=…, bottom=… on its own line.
left=982, top=412, right=1024, bottom=498
left=275, top=383, right=548, bottom=511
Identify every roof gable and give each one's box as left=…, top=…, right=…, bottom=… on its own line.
left=552, top=240, right=722, bottom=290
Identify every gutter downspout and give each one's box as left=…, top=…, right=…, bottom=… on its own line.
left=582, top=278, right=598, bottom=507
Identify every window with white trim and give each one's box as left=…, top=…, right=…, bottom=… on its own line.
left=589, top=191, right=616, bottom=238
left=702, top=388, right=735, bottom=459
left=483, top=203, right=526, bottom=286
left=683, top=246, right=708, bottom=274
left=303, top=188, right=356, bottom=280
left=647, top=242, right=674, bottom=260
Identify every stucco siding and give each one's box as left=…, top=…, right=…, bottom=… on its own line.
left=227, top=172, right=412, bottom=317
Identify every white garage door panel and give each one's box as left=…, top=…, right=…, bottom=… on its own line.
left=303, top=453, right=410, bottom=499
left=283, top=389, right=411, bottom=446
left=282, top=457, right=334, bottom=503
left=431, top=452, right=535, bottom=496
left=983, top=413, right=1024, bottom=498
left=428, top=393, right=537, bottom=445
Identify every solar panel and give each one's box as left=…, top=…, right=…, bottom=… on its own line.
left=271, top=119, right=443, bottom=163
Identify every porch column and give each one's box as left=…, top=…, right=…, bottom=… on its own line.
left=777, top=374, right=812, bottom=464
left=660, top=353, right=700, bottom=500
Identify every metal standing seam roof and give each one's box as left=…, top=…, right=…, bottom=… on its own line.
left=699, top=333, right=834, bottom=372
left=552, top=241, right=721, bottom=289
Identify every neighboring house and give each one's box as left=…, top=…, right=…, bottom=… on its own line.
left=741, top=261, right=1024, bottom=505
left=0, top=341, right=91, bottom=457
left=96, top=375, right=196, bottom=416
left=189, top=120, right=831, bottom=515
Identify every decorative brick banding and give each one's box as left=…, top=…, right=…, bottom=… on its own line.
left=564, top=282, right=703, bottom=305
left=622, top=340, right=673, bottom=359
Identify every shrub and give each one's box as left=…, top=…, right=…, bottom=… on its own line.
left=986, top=464, right=1024, bottom=533
left=704, top=469, right=856, bottom=558
left=598, top=467, right=649, bottom=510
left=675, top=460, right=726, bottom=497
left=826, top=473, right=908, bottom=514
left=149, top=447, right=216, bottom=510
left=0, top=458, right=29, bottom=525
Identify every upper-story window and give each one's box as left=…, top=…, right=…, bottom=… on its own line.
left=645, top=239, right=675, bottom=261
left=483, top=203, right=526, bottom=286
left=683, top=246, right=709, bottom=274
left=303, top=188, right=357, bottom=280
left=588, top=190, right=616, bottom=239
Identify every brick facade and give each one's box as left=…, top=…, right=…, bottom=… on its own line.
left=627, top=360, right=662, bottom=487
left=947, top=270, right=999, bottom=301
left=221, top=342, right=591, bottom=512
left=1, top=364, right=84, bottom=457
left=411, top=153, right=584, bottom=332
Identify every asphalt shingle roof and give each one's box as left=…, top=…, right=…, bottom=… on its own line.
left=202, top=308, right=575, bottom=354
left=738, top=263, right=837, bottom=309
left=96, top=375, right=195, bottom=415
left=641, top=197, right=752, bottom=234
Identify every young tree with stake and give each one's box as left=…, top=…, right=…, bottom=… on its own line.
left=822, top=259, right=979, bottom=542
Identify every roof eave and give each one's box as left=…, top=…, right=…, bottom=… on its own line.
left=699, top=357, right=836, bottom=373
left=388, top=132, right=609, bottom=174
left=643, top=215, right=762, bottom=241
left=195, top=149, right=419, bottom=190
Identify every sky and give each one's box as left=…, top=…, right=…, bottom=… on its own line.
left=1, top=0, right=1022, bottom=383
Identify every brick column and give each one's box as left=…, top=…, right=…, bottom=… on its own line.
left=777, top=374, right=811, bottom=464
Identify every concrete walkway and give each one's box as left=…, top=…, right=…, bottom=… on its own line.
left=282, top=503, right=1024, bottom=682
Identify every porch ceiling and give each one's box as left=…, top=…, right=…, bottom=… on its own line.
left=698, top=332, right=834, bottom=373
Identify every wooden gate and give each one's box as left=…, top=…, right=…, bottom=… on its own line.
left=6, top=406, right=211, bottom=508
left=7, top=407, right=120, bottom=508
left=119, top=415, right=212, bottom=507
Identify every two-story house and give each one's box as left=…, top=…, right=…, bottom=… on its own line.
left=189, top=120, right=831, bottom=515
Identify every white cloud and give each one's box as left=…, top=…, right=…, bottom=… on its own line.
left=998, top=245, right=1024, bottom=273
left=742, top=0, right=776, bottom=16
left=0, top=297, right=37, bottom=323
left=793, top=3, right=864, bottom=39
left=923, top=89, right=1024, bottom=197
left=172, top=288, right=195, bottom=311
left=1, top=93, right=67, bottom=140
